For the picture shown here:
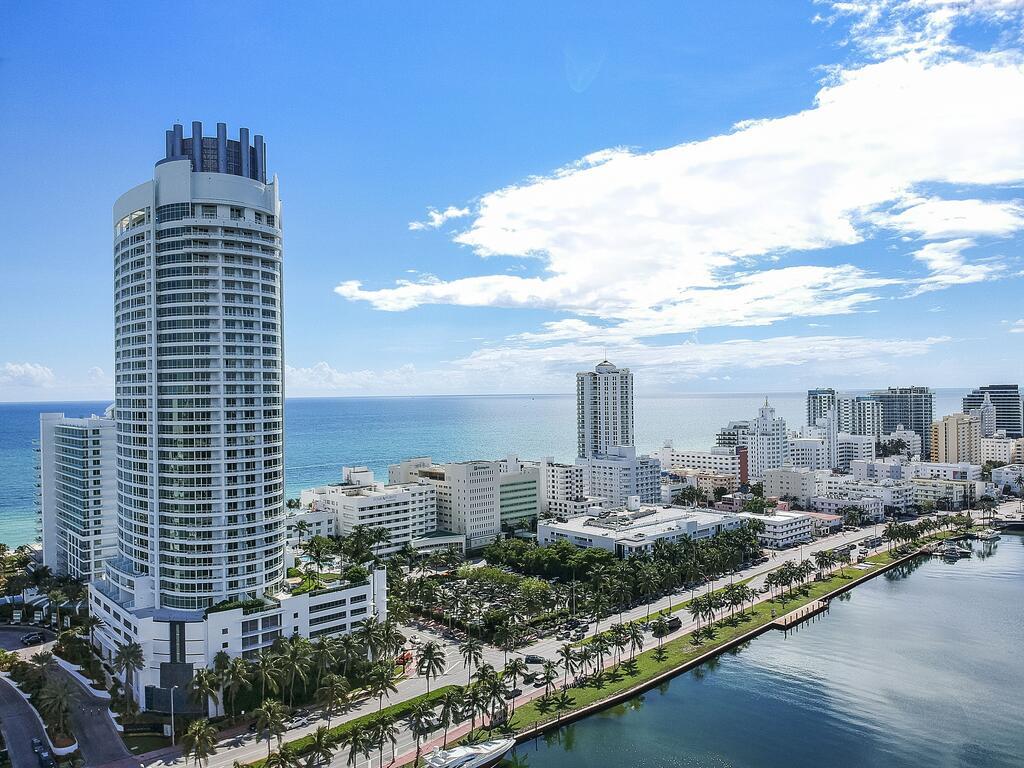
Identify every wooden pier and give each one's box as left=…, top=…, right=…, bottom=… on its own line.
left=771, top=599, right=828, bottom=630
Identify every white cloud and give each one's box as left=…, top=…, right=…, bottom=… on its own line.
left=908, top=238, right=1006, bottom=294
left=883, top=198, right=1024, bottom=239
left=1009, top=319, right=1024, bottom=333
left=0, top=362, right=56, bottom=389
left=408, top=206, right=471, bottom=231
left=339, top=51, right=1024, bottom=343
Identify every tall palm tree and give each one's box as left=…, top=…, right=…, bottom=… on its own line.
left=366, top=662, right=398, bottom=712
left=437, top=686, right=465, bottom=747
left=460, top=637, right=483, bottom=685
left=309, top=637, right=337, bottom=691
left=651, top=616, right=669, bottom=654
left=182, top=719, right=218, bottom=768
left=369, top=714, right=399, bottom=767
left=540, top=660, right=559, bottom=698
left=189, top=667, right=221, bottom=717
left=264, top=745, right=302, bottom=768
left=315, top=674, right=350, bottom=728
left=627, top=623, right=644, bottom=660
left=281, top=636, right=312, bottom=707
left=306, top=726, right=336, bottom=768
left=253, top=650, right=283, bottom=701
left=339, top=724, right=373, bottom=767
left=254, top=698, right=287, bottom=757
left=406, top=699, right=436, bottom=767
left=112, top=641, right=145, bottom=713
left=557, top=644, right=576, bottom=688
left=79, top=614, right=105, bottom=648
left=222, top=657, right=250, bottom=718
left=417, top=641, right=447, bottom=695
left=36, top=679, right=72, bottom=738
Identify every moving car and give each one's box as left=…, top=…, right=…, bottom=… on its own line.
left=524, top=654, right=545, bottom=665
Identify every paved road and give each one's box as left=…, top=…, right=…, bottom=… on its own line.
left=149, top=521, right=906, bottom=768
left=53, top=665, right=139, bottom=768
left=0, top=674, right=49, bottom=768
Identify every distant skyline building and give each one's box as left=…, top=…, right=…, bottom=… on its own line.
left=868, top=386, right=935, bottom=459
left=577, top=361, right=634, bottom=459
left=747, top=400, right=787, bottom=483
left=931, top=413, right=982, bottom=465
left=962, top=385, right=1022, bottom=438
left=806, top=388, right=882, bottom=438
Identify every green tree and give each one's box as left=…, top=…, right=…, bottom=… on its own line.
left=417, top=641, right=447, bottom=695
left=182, top=719, right=219, bottom=768
left=254, top=699, right=287, bottom=757
left=406, top=698, right=436, bottom=767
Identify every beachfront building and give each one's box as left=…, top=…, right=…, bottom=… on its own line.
left=736, top=509, right=814, bottom=548
left=537, top=501, right=742, bottom=557
left=577, top=445, right=661, bottom=507
left=577, top=360, right=634, bottom=459
left=715, top=420, right=751, bottom=449
left=90, top=122, right=387, bottom=716
left=931, top=413, right=982, bottom=465
left=654, top=443, right=747, bottom=484
left=869, top=386, right=935, bottom=459
left=806, top=389, right=883, bottom=438
left=747, top=401, right=788, bottom=482
left=763, top=467, right=829, bottom=507
left=535, top=459, right=604, bottom=519
left=297, top=467, right=461, bottom=556
left=496, top=456, right=541, bottom=531
left=39, top=409, right=117, bottom=580
left=962, top=384, right=1023, bottom=438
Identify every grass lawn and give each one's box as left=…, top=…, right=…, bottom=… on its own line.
left=123, top=733, right=172, bottom=754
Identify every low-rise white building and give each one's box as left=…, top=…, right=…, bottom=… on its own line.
left=538, top=501, right=741, bottom=557
left=981, top=436, right=1024, bottom=465
left=882, top=425, right=923, bottom=459
left=736, top=510, right=813, bottom=548
left=763, top=467, right=828, bottom=506
left=577, top=445, right=661, bottom=507
left=654, top=443, right=747, bottom=484
left=823, top=476, right=916, bottom=514
left=851, top=458, right=981, bottom=482
left=810, top=494, right=885, bottom=523
left=298, top=467, right=445, bottom=555
left=911, top=477, right=982, bottom=510
left=991, top=464, right=1024, bottom=495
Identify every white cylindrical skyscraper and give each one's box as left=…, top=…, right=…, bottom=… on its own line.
left=107, top=121, right=285, bottom=612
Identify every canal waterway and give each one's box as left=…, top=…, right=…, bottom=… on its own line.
left=508, top=535, right=1024, bottom=768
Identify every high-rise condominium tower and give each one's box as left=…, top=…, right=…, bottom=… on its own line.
left=868, top=386, right=935, bottom=459
left=107, top=121, right=284, bottom=613
left=577, top=361, right=634, bottom=458
left=962, top=384, right=1023, bottom=438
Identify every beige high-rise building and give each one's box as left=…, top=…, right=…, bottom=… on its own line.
left=930, top=413, right=982, bottom=464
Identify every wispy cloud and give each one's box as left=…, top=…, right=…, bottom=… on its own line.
left=0, top=362, right=55, bottom=389
left=408, top=206, right=471, bottom=231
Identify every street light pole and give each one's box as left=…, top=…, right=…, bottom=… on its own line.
left=170, top=685, right=178, bottom=746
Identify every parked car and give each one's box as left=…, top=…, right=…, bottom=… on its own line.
left=666, top=616, right=682, bottom=631
left=21, top=632, right=44, bottom=645
left=524, top=654, right=545, bottom=665
left=38, top=753, right=56, bottom=768
left=30, top=738, right=44, bottom=754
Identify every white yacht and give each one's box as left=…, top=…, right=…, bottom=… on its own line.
left=423, top=738, right=516, bottom=768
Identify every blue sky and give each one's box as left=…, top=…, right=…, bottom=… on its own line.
left=2, top=0, right=1024, bottom=400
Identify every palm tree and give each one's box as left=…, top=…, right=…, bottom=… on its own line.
left=79, top=614, right=105, bottom=648
left=112, top=641, right=145, bottom=713
left=253, top=650, right=283, bottom=701
left=540, top=660, right=559, bottom=697
left=417, top=641, right=447, bottom=695
left=369, top=714, right=399, bottom=767
left=254, top=699, right=288, bottom=757
left=315, top=674, right=350, bottom=728
left=264, top=745, right=302, bottom=768
left=437, top=687, right=465, bottom=747
left=280, top=636, right=312, bottom=707
left=182, top=719, right=219, bottom=768
left=626, top=623, right=644, bottom=661
left=190, top=667, right=221, bottom=716
left=222, top=657, right=250, bottom=718
left=687, top=597, right=703, bottom=636
left=309, top=637, right=337, bottom=691
left=306, top=726, right=336, bottom=768
left=460, top=637, right=484, bottom=685
left=406, top=699, right=436, bottom=767
left=492, top=622, right=519, bottom=666
left=36, top=679, right=72, bottom=738
left=367, top=662, right=398, bottom=712
left=637, top=564, right=661, bottom=622
left=557, top=644, right=576, bottom=688
left=651, top=616, right=669, bottom=655
left=339, top=724, right=373, bottom=767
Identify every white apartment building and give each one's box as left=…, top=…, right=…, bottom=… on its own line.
left=809, top=494, right=885, bottom=523
left=715, top=420, right=751, bottom=449
left=577, top=445, right=661, bottom=507
left=737, top=510, right=813, bottom=548
left=763, top=467, right=828, bottom=507
left=911, top=477, right=980, bottom=510
left=39, top=410, right=117, bottom=580
left=823, top=475, right=916, bottom=514
left=931, top=413, right=982, bottom=464
left=882, top=425, right=923, bottom=459
left=537, top=502, right=741, bottom=557
left=980, top=436, right=1024, bottom=465
left=991, top=464, right=1024, bottom=495
left=577, top=361, right=634, bottom=459
left=654, top=442, right=746, bottom=484
left=660, top=469, right=739, bottom=501
left=536, top=459, right=605, bottom=519
left=850, top=458, right=981, bottom=482
left=837, top=433, right=876, bottom=470
left=806, top=389, right=883, bottom=437
left=748, top=400, right=788, bottom=483
left=91, top=122, right=386, bottom=716
left=495, top=456, right=541, bottom=531
left=297, top=467, right=456, bottom=555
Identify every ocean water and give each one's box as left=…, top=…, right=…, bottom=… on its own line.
left=507, top=535, right=1024, bottom=768
left=0, top=390, right=968, bottom=547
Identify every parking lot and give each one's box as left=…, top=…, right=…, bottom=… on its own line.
left=0, top=626, right=52, bottom=653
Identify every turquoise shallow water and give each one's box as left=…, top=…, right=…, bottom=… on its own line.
left=506, top=536, right=1024, bottom=768
left=0, top=390, right=967, bottom=547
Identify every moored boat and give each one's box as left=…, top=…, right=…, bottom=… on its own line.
left=424, top=738, right=516, bottom=768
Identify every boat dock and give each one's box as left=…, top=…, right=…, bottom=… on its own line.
left=771, top=599, right=828, bottom=630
